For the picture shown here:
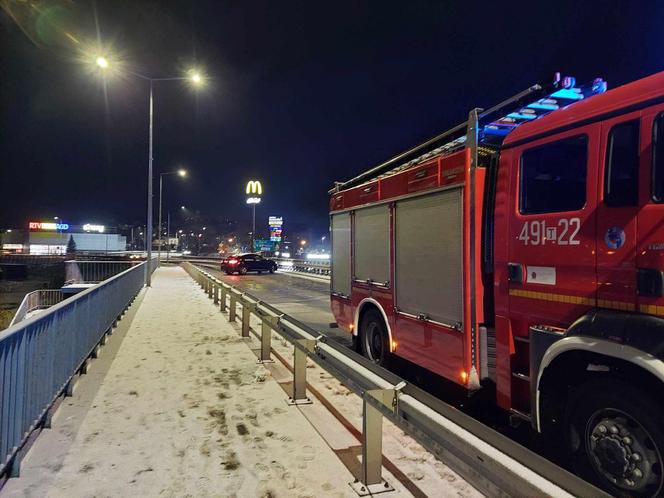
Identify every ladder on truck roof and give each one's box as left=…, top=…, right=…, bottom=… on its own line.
left=330, top=73, right=607, bottom=193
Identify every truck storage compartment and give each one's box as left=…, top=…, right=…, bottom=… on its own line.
left=331, top=212, right=351, bottom=297
left=353, top=205, right=390, bottom=286
left=394, top=188, right=463, bottom=326
left=406, top=160, right=439, bottom=192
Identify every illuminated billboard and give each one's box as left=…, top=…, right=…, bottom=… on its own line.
left=268, top=216, right=283, bottom=242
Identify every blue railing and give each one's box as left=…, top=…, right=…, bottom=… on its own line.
left=0, top=259, right=154, bottom=477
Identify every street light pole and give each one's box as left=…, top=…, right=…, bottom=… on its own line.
left=251, top=203, right=256, bottom=252
left=94, top=58, right=203, bottom=287
left=158, top=172, right=163, bottom=266
left=147, top=80, right=154, bottom=286
left=158, top=169, right=187, bottom=266
left=166, top=211, right=171, bottom=261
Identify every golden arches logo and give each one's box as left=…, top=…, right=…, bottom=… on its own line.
left=246, top=180, right=262, bottom=196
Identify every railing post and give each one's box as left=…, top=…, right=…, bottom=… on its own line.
left=241, top=301, right=255, bottom=338
left=287, top=339, right=315, bottom=405
left=229, top=291, right=237, bottom=322
left=257, top=315, right=279, bottom=363
left=213, top=283, right=219, bottom=304
left=219, top=285, right=227, bottom=312
left=349, top=389, right=395, bottom=496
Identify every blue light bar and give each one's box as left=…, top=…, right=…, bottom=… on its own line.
left=527, top=102, right=559, bottom=111
left=480, top=76, right=607, bottom=145
left=483, top=126, right=512, bottom=137
left=507, top=112, right=537, bottom=120
left=550, top=88, right=583, bottom=100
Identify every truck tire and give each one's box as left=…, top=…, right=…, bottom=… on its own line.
left=360, top=309, right=390, bottom=367
left=565, top=378, right=664, bottom=497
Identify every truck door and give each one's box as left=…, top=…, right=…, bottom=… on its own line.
left=506, top=127, right=599, bottom=412
left=637, top=106, right=664, bottom=314
left=596, top=112, right=642, bottom=312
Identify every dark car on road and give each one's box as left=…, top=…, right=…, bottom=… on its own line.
left=221, top=253, right=278, bottom=275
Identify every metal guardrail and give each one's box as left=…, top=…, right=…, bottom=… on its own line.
left=0, top=260, right=154, bottom=480
left=275, top=258, right=330, bottom=276
left=65, top=260, right=141, bottom=284
left=8, top=290, right=65, bottom=327
left=182, top=262, right=608, bottom=498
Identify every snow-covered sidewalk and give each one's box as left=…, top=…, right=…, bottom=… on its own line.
left=1, top=266, right=357, bottom=497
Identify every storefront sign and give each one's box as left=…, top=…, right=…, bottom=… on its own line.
left=83, top=224, right=105, bottom=233
left=29, top=221, right=69, bottom=231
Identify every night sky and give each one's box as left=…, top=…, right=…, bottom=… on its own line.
left=1, top=0, right=663, bottom=237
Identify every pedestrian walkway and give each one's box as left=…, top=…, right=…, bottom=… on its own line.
left=1, top=266, right=355, bottom=497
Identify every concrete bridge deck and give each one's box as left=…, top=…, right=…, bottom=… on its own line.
left=1, top=267, right=359, bottom=497
left=1, top=266, right=476, bottom=498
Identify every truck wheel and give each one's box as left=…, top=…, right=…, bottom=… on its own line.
left=360, top=309, right=390, bottom=367
left=565, top=379, right=664, bottom=497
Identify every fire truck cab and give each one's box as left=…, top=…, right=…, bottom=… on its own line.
left=329, top=71, right=664, bottom=497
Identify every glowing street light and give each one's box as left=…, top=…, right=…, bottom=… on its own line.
left=158, top=168, right=189, bottom=264
left=94, top=56, right=205, bottom=286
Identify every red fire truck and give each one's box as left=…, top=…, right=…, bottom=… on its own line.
left=329, top=71, right=664, bottom=497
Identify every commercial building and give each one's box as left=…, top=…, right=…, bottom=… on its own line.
left=1, top=221, right=127, bottom=255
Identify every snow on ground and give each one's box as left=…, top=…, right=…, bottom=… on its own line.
left=1, top=266, right=360, bottom=498
left=243, top=315, right=483, bottom=498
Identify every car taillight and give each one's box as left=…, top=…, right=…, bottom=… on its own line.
left=228, top=259, right=239, bottom=265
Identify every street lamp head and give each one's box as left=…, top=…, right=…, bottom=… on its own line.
left=178, top=169, right=187, bottom=177
left=181, top=205, right=186, bottom=210
left=96, top=56, right=109, bottom=69
left=187, top=69, right=206, bottom=87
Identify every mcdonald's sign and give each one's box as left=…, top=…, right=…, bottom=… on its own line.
left=246, top=180, right=263, bottom=196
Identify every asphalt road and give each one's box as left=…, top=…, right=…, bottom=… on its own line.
left=202, top=267, right=353, bottom=348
